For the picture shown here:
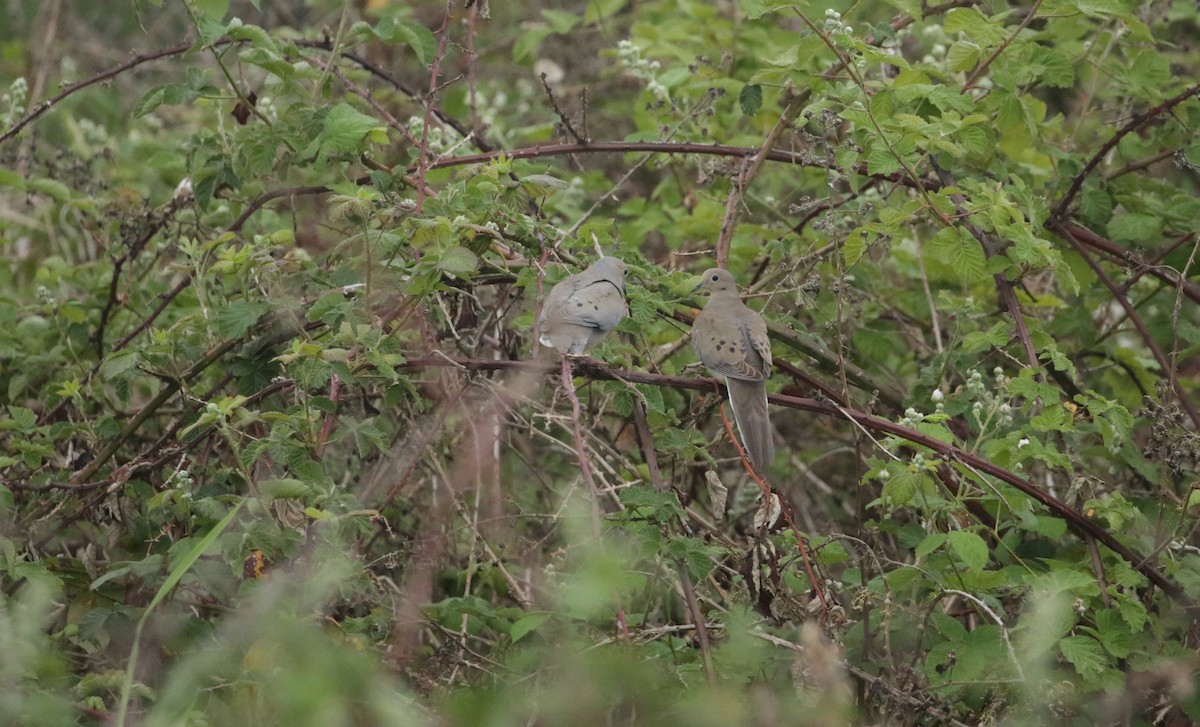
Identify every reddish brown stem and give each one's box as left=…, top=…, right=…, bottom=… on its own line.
left=1055, top=82, right=1200, bottom=219
left=415, top=6, right=453, bottom=214
left=1060, top=227, right=1200, bottom=430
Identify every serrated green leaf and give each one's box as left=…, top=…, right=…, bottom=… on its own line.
left=214, top=301, right=271, bottom=338
left=510, top=612, right=552, bottom=643
left=194, top=0, right=229, bottom=18
left=584, top=0, right=628, bottom=23
left=948, top=530, right=989, bottom=573
left=260, top=478, right=312, bottom=501
left=541, top=9, right=581, bottom=33
left=1106, top=213, right=1161, bottom=242
left=947, top=40, right=981, bottom=72
left=943, top=7, right=1007, bottom=47
left=957, top=124, right=990, bottom=159
left=99, top=349, right=141, bottom=381
left=437, top=246, right=479, bottom=276
left=915, top=532, right=948, bottom=559
left=195, top=12, right=228, bottom=45
left=1079, top=186, right=1113, bottom=226
left=882, top=471, right=920, bottom=505
left=6, top=406, right=36, bottom=432
left=929, top=226, right=986, bottom=282
left=1058, top=634, right=1108, bottom=679
left=380, top=19, right=437, bottom=65
left=1114, top=595, right=1148, bottom=631
left=319, top=103, right=388, bottom=157
left=739, top=83, right=762, bottom=116
left=867, top=140, right=901, bottom=176
left=513, top=26, right=554, bottom=63
left=962, top=321, right=1010, bottom=353
left=227, top=22, right=275, bottom=51
left=1093, top=609, right=1137, bottom=657
left=739, top=0, right=771, bottom=19
left=519, top=173, right=569, bottom=197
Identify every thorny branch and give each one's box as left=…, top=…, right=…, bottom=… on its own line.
left=396, top=355, right=1195, bottom=611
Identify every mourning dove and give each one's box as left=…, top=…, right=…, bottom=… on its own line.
left=692, top=268, right=774, bottom=474
left=538, top=256, right=629, bottom=355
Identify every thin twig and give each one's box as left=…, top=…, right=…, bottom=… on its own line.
left=415, top=5, right=454, bottom=213
left=426, top=141, right=943, bottom=191
left=717, top=405, right=830, bottom=612
left=960, top=0, right=1044, bottom=92
left=1060, top=227, right=1200, bottom=430
left=394, top=355, right=1195, bottom=610
left=715, top=103, right=796, bottom=267
left=1054, top=81, right=1200, bottom=220
left=1050, top=220, right=1200, bottom=304
left=539, top=73, right=587, bottom=144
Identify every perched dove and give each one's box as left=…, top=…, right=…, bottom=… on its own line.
left=692, top=268, right=774, bottom=474
left=538, top=256, right=630, bottom=355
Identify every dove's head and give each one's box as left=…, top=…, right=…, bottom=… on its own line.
left=591, top=256, right=630, bottom=289
left=692, top=268, right=739, bottom=297
left=595, top=256, right=629, bottom=276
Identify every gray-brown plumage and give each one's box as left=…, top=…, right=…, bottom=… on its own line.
left=538, top=256, right=629, bottom=355
left=692, top=268, right=774, bottom=474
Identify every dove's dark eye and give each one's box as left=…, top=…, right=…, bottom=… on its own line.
left=711, top=273, right=719, bottom=281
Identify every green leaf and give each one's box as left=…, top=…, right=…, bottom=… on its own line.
left=879, top=0, right=920, bottom=16
left=214, top=301, right=271, bottom=339
left=377, top=18, right=437, bottom=65
left=541, top=9, right=581, bottom=33
left=1058, top=634, right=1108, bottom=679
left=99, top=349, right=142, bottom=382
left=436, top=246, right=479, bottom=276
left=260, top=478, right=312, bottom=501
left=1114, top=595, right=1148, bottom=631
left=5, top=406, right=37, bottom=432
left=513, top=26, right=554, bottom=63
left=195, top=12, right=228, bottom=46
left=1093, top=609, right=1137, bottom=658
left=929, top=227, right=986, bottom=282
left=956, top=123, right=990, bottom=160
left=947, top=41, right=981, bottom=72
left=117, top=501, right=244, bottom=723
left=962, top=321, right=1010, bottom=353
left=318, top=103, right=388, bottom=157
left=739, top=84, right=763, bottom=116
left=739, top=0, right=771, bottom=19
left=584, top=0, right=628, bottom=23
left=227, top=22, right=276, bottom=51
left=27, top=178, right=71, bottom=202
left=1079, top=186, right=1113, bottom=226
left=0, top=167, right=25, bottom=191
left=881, top=471, right=920, bottom=505
left=194, top=0, right=229, bottom=18
left=915, top=532, right=948, bottom=559
left=943, top=7, right=1007, bottom=47
left=867, top=140, right=901, bottom=176
left=519, top=173, right=570, bottom=197
left=947, top=530, right=989, bottom=573
left=1079, top=391, right=1133, bottom=453
left=1106, top=213, right=1162, bottom=242
left=510, top=612, right=552, bottom=643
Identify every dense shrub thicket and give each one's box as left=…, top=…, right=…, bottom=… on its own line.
left=2, top=0, right=1199, bottom=724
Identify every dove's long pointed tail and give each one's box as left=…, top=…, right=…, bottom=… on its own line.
left=725, top=378, right=773, bottom=475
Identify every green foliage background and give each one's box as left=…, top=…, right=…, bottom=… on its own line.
left=2, top=0, right=1200, bottom=724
